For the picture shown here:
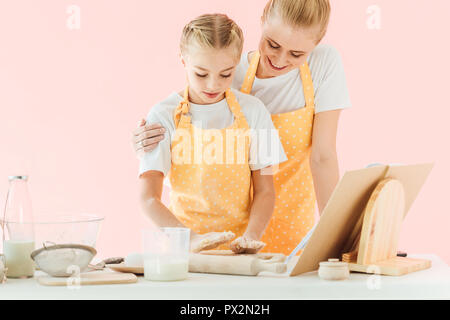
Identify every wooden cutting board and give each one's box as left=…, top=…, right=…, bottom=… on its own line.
left=37, top=271, right=138, bottom=286
left=349, top=256, right=431, bottom=276
left=107, top=250, right=287, bottom=276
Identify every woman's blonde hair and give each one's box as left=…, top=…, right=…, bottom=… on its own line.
left=262, top=0, right=331, bottom=43
left=180, top=14, right=244, bottom=59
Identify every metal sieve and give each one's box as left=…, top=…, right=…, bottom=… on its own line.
left=31, top=243, right=97, bottom=277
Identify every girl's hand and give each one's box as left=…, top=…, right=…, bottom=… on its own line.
left=190, top=231, right=235, bottom=253
left=230, top=236, right=266, bottom=254
left=132, top=119, right=166, bottom=156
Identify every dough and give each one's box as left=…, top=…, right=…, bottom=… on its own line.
left=191, top=231, right=235, bottom=253
left=230, top=237, right=266, bottom=254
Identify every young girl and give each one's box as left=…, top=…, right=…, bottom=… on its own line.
left=138, top=14, right=287, bottom=253
left=134, top=0, right=351, bottom=255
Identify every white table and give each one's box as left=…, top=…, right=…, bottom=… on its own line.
left=1, top=254, right=449, bottom=300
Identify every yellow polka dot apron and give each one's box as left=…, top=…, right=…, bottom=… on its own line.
left=169, top=87, right=252, bottom=242
left=241, top=52, right=316, bottom=255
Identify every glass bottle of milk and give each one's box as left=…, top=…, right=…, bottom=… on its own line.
left=2, top=176, right=35, bottom=278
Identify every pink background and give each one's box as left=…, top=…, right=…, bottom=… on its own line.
left=0, top=1, right=449, bottom=264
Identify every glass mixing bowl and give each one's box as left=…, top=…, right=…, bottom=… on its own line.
left=31, top=213, right=104, bottom=249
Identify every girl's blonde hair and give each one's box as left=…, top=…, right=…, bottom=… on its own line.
left=262, top=0, right=331, bottom=43
left=180, top=14, right=244, bottom=59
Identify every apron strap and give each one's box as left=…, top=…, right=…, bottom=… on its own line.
left=225, top=89, right=249, bottom=130
left=299, top=63, right=315, bottom=109
left=241, top=52, right=261, bottom=95
left=173, top=87, right=192, bottom=129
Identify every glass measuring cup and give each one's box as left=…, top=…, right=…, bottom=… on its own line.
left=142, top=228, right=190, bottom=281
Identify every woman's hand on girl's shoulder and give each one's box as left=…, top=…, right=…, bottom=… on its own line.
left=132, top=119, right=166, bottom=157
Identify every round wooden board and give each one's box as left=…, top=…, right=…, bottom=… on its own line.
left=357, top=179, right=405, bottom=265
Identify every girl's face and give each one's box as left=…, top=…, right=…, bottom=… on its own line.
left=258, top=15, right=320, bottom=78
left=181, top=45, right=240, bottom=105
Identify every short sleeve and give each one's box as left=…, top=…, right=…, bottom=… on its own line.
left=138, top=106, right=173, bottom=178
left=237, top=93, right=287, bottom=171
left=309, top=45, right=352, bottom=114
left=249, top=122, right=287, bottom=171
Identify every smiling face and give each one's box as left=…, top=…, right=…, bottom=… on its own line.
left=257, top=15, right=320, bottom=79
left=181, top=45, right=240, bottom=105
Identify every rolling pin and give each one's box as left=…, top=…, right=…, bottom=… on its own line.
left=189, top=253, right=287, bottom=276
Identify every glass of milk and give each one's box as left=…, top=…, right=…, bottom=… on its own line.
left=142, top=228, right=190, bottom=281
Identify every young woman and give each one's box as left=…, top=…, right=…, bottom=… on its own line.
left=139, top=14, right=287, bottom=253
left=134, top=0, right=351, bottom=255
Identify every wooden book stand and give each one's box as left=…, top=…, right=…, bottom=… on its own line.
left=289, top=163, right=434, bottom=277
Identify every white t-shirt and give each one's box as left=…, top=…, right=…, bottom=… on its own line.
left=232, top=44, right=352, bottom=115
left=139, top=88, right=287, bottom=177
